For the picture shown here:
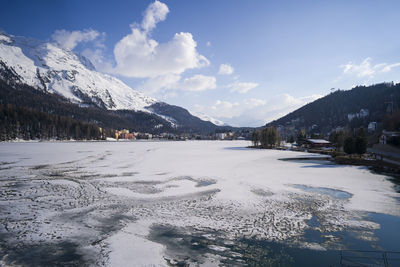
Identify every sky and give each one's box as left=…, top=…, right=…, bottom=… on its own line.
left=1, top=0, right=400, bottom=126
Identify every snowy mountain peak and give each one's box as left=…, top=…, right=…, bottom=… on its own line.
left=192, top=112, right=227, bottom=126
left=0, top=32, right=156, bottom=111
left=0, top=33, right=12, bottom=44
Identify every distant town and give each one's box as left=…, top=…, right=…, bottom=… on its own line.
left=108, top=128, right=250, bottom=141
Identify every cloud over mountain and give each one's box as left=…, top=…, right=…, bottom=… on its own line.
left=195, top=93, right=322, bottom=126
left=52, top=29, right=102, bottom=50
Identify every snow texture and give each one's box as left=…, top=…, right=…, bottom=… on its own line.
left=0, top=141, right=399, bottom=266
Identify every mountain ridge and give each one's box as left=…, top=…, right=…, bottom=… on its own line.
left=0, top=32, right=156, bottom=111
left=0, top=32, right=225, bottom=133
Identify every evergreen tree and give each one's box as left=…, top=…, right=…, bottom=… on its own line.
left=267, top=126, right=279, bottom=148
left=344, top=137, right=355, bottom=154
left=259, top=126, right=279, bottom=148
left=355, top=128, right=367, bottom=155
left=252, top=131, right=260, bottom=147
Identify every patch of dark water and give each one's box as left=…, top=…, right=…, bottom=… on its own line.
left=0, top=161, right=17, bottom=165
left=293, top=184, right=352, bottom=199
left=195, top=179, right=217, bottom=187
left=252, top=188, right=275, bottom=197
left=30, top=164, right=49, bottom=170
left=224, top=146, right=254, bottom=151
left=387, top=176, right=400, bottom=194
left=148, top=211, right=400, bottom=267
left=95, top=213, right=136, bottom=236
left=279, top=156, right=332, bottom=162
left=0, top=241, right=88, bottom=267
left=148, top=224, right=337, bottom=266
left=303, top=215, right=325, bottom=244
left=121, top=171, right=138, bottom=176
left=368, top=213, right=400, bottom=251
left=279, top=157, right=346, bottom=170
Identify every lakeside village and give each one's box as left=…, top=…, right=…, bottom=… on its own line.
left=252, top=108, right=400, bottom=173
left=108, top=129, right=249, bottom=141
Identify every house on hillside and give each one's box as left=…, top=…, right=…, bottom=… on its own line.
left=347, top=113, right=357, bottom=121
left=380, top=130, right=400, bottom=145
left=368, top=122, right=377, bottom=132
left=303, top=139, right=331, bottom=148
left=359, top=109, right=369, bottom=118
left=332, top=126, right=344, bottom=133
left=347, top=108, right=369, bottom=121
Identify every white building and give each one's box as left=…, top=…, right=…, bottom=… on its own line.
left=216, top=133, right=227, bottom=140
left=359, top=109, right=369, bottom=118
left=380, top=130, right=400, bottom=145
left=348, top=108, right=369, bottom=121
left=368, top=122, right=377, bottom=132
left=348, top=113, right=357, bottom=121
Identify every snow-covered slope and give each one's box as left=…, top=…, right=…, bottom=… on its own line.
left=0, top=33, right=156, bottom=111
left=192, top=112, right=227, bottom=126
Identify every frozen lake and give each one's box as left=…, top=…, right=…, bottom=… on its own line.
left=0, top=141, right=399, bottom=266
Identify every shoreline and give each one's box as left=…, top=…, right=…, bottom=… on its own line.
left=0, top=138, right=244, bottom=143
left=249, top=145, right=400, bottom=177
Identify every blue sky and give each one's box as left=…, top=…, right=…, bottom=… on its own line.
left=2, top=0, right=400, bottom=126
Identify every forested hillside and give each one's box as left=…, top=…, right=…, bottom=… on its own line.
left=0, top=80, right=177, bottom=140
left=147, top=102, right=218, bottom=134
left=267, top=82, right=400, bottom=133
left=0, top=78, right=231, bottom=140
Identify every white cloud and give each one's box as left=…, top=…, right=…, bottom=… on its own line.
left=227, top=81, right=258, bottom=94
left=213, top=100, right=239, bottom=109
left=382, top=63, right=400, bottom=72
left=141, top=73, right=182, bottom=94
left=81, top=47, right=115, bottom=72
left=195, top=93, right=322, bottom=127
left=142, top=73, right=216, bottom=95
left=112, top=1, right=209, bottom=78
left=160, top=91, right=178, bottom=100
left=340, top=57, right=400, bottom=78
left=179, top=74, right=216, bottom=91
left=341, top=58, right=375, bottom=78
left=244, top=98, right=266, bottom=107
left=210, top=100, right=241, bottom=118
left=218, top=63, right=234, bottom=75
left=141, top=0, right=169, bottom=32
left=52, top=29, right=101, bottom=50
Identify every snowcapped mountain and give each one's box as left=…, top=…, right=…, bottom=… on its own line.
left=0, top=32, right=243, bottom=135
left=0, top=32, right=156, bottom=111
left=192, top=112, right=227, bottom=126
left=0, top=32, right=227, bottom=133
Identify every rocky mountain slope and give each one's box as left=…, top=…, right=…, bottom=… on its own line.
left=0, top=33, right=156, bottom=111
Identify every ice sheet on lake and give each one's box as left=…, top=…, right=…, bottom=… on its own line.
left=0, top=141, right=399, bottom=266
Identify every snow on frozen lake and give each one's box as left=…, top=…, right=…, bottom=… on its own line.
left=0, top=141, right=399, bottom=266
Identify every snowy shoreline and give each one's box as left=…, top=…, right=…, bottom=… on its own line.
left=0, top=138, right=231, bottom=143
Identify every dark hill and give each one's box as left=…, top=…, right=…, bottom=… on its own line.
left=267, top=82, right=400, bottom=134
left=147, top=102, right=218, bottom=134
